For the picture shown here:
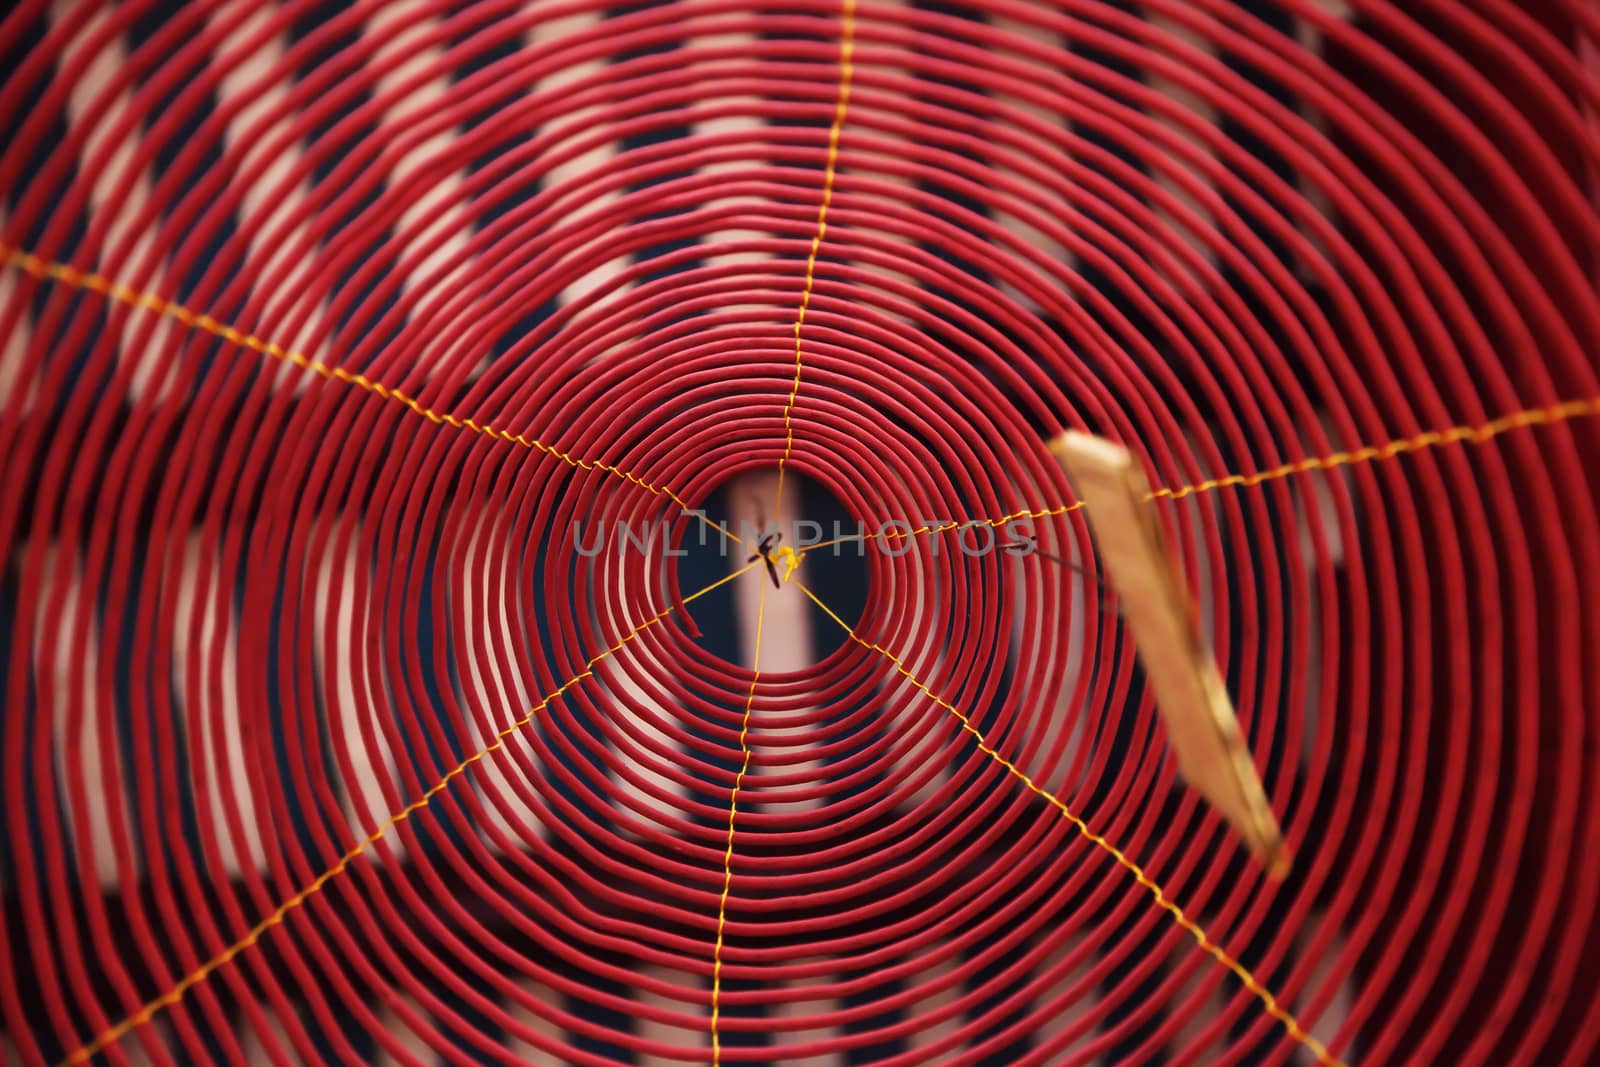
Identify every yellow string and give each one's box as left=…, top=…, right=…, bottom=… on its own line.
left=772, top=0, right=855, bottom=526
left=709, top=6, right=855, bottom=1056
left=710, top=574, right=770, bottom=1064
left=801, top=396, right=1600, bottom=555
left=1144, top=396, right=1600, bottom=502
left=803, top=505, right=1083, bottom=554
left=0, top=242, right=742, bottom=544
left=790, top=575, right=1349, bottom=1067
left=58, top=561, right=759, bottom=1067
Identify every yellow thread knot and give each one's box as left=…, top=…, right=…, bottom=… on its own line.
left=771, top=544, right=801, bottom=583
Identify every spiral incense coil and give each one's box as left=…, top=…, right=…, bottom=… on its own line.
left=2, top=1, right=1598, bottom=1065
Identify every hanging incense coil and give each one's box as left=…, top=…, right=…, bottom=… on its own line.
left=2, top=1, right=1598, bottom=1064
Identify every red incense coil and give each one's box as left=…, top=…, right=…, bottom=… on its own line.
left=1, top=1, right=1597, bottom=1065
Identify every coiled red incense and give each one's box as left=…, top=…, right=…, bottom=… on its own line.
left=1, top=0, right=1597, bottom=1064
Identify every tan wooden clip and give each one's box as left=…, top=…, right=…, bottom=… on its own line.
left=1051, top=432, right=1290, bottom=878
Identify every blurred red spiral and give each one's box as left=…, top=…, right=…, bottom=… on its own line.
left=1, top=1, right=1598, bottom=1064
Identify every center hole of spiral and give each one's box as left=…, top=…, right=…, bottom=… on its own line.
left=677, top=468, right=867, bottom=664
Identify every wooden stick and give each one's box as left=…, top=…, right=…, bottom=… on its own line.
left=1051, top=432, right=1290, bottom=877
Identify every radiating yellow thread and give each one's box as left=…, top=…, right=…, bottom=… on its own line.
left=790, top=576, right=1348, bottom=1067
left=802, top=397, right=1600, bottom=556
left=709, top=7, right=853, bottom=1057
left=773, top=0, right=855, bottom=525
left=802, top=504, right=1085, bottom=554
left=59, top=562, right=760, bottom=1067
left=1144, top=396, right=1600, bottom=503
left=0, top=242, right=713, bottom=526
left=711, top=573, right=770, bottom=1064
